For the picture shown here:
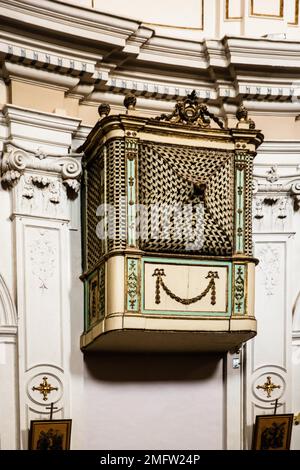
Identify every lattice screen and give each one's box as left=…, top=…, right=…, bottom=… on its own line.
left=138, top=142, right=235, bottom=255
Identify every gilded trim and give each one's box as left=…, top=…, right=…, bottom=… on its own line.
left=233, top=263, right=247, bottom=315
left=234, top=153, right=245, bottom=254
left=288, top=0, right=299, bottom=25
left=125, top=135, right=138, bottom=247
left=88, top=271, right=99, bottom=328
left=225, top=0, right=242, bottom=20
left=99, top=263, right=105, bottom=319
left=153, top=268, right=219, bottom=306
left=250, top=0, right=284, bottom=18
left=126, top=257, right=140, bottom=312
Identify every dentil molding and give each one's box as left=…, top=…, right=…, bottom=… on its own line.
left=1, top=1, right=300, bottom=115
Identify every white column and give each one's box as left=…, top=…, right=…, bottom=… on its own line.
left=244, top=143, right=300, bottom=449
left=1, top=105, right=82, bottom=448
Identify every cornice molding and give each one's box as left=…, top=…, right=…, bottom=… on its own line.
left=0, top=325, right=17, bottom=342
left=0, top=2, right=300, bottom=116
left=0, top=0, right=140, bottom=46
left=224, top=36, right=300, bottom=68
left=2, top=104, right=81, bottom=134
left=3, top=62, right=80, bottom=91
left=258, top=141, right=300, bottom=154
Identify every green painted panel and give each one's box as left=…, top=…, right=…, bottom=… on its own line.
left=233, top=264, right=246, bottom=315
left=235, top=166, right=245, bottom=253
left=127, top=258, right=139, bottom=312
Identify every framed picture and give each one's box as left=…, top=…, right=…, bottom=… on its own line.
left=29, top=419, right=72, bottom=450
left=252, top=414, right=293, bottom=450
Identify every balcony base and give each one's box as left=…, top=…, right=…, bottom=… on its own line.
left=81, top=316, right=256, bottom=353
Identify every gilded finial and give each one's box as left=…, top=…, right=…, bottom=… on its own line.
left=124, top=93, right=137, bottom=112
left=98, top=103, right=111, bottom=118
left=236, top=105, right=248, bottom=122
left=236, top=104, right=255, bottom=129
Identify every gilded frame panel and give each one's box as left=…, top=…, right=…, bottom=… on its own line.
left=250, top=0, right=284, bottom=18
left=225, top=0, right=242, bottom=20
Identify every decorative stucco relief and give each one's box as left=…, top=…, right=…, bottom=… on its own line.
left=1, top=142, right=82, bottom=199
left=256, top=244, right=280, bottom=296
left=29, top=231, right=56, bottom=290
left=253, top=165, right=300, bottom=225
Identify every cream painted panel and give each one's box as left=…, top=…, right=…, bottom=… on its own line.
left=78, top=104, right=99, bottom=126
left=251, top=117, right=299, bottom=141
left=287, top=0, right=298, bottom=24
left=226, top=0, right=242, bottom=18
left=11, top=81, right=65, bottom=114
left=251, top=0, right=283, bottom=17
left=107, top=256, right=124, bottom=315
left=93, top=0, right=203, bottom=28
left=64, top=97, right=79, bottom=117
left=144, top=262, right=228, bottom=312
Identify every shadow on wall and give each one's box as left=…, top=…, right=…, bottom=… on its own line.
left=84, top=352, right=223, bottom=383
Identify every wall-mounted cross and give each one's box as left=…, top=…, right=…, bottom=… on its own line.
left=256, top=376, right=281, bottom=398
left=46, top=402, right=58, bottom=420
left=32, top=376, right=58, bottom=401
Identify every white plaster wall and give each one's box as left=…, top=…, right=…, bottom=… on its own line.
left=95, top=0, right=202, bottom=28
left=69, top=200, right=85, bottom=450
left=83, top=354, right=224, bottom=450
left=67, top=184, right=225, bottom=450
left=1, top=1, right=300, bottom=449
left=55, top=0, right=300, bottom=40
left=0, top=341, right=18, bottom=449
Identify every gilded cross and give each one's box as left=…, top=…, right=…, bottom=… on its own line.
left=256, top=376, right=281, bottom=398
left=32, top=376, right=58, bottom=401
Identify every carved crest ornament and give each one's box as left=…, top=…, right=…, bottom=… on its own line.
left=154, top=90, right=225, bottom=128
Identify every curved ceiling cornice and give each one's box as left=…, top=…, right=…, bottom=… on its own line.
left=0, top=0, right=300, bottom=116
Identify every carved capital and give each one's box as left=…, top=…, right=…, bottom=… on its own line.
left=1, top=143, right=82, bottom=199
left=291, top=181, right=300, bottom=209
left=1, top=144, right=27, bottom=187
left=253, top=165, right=300, bottom=217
